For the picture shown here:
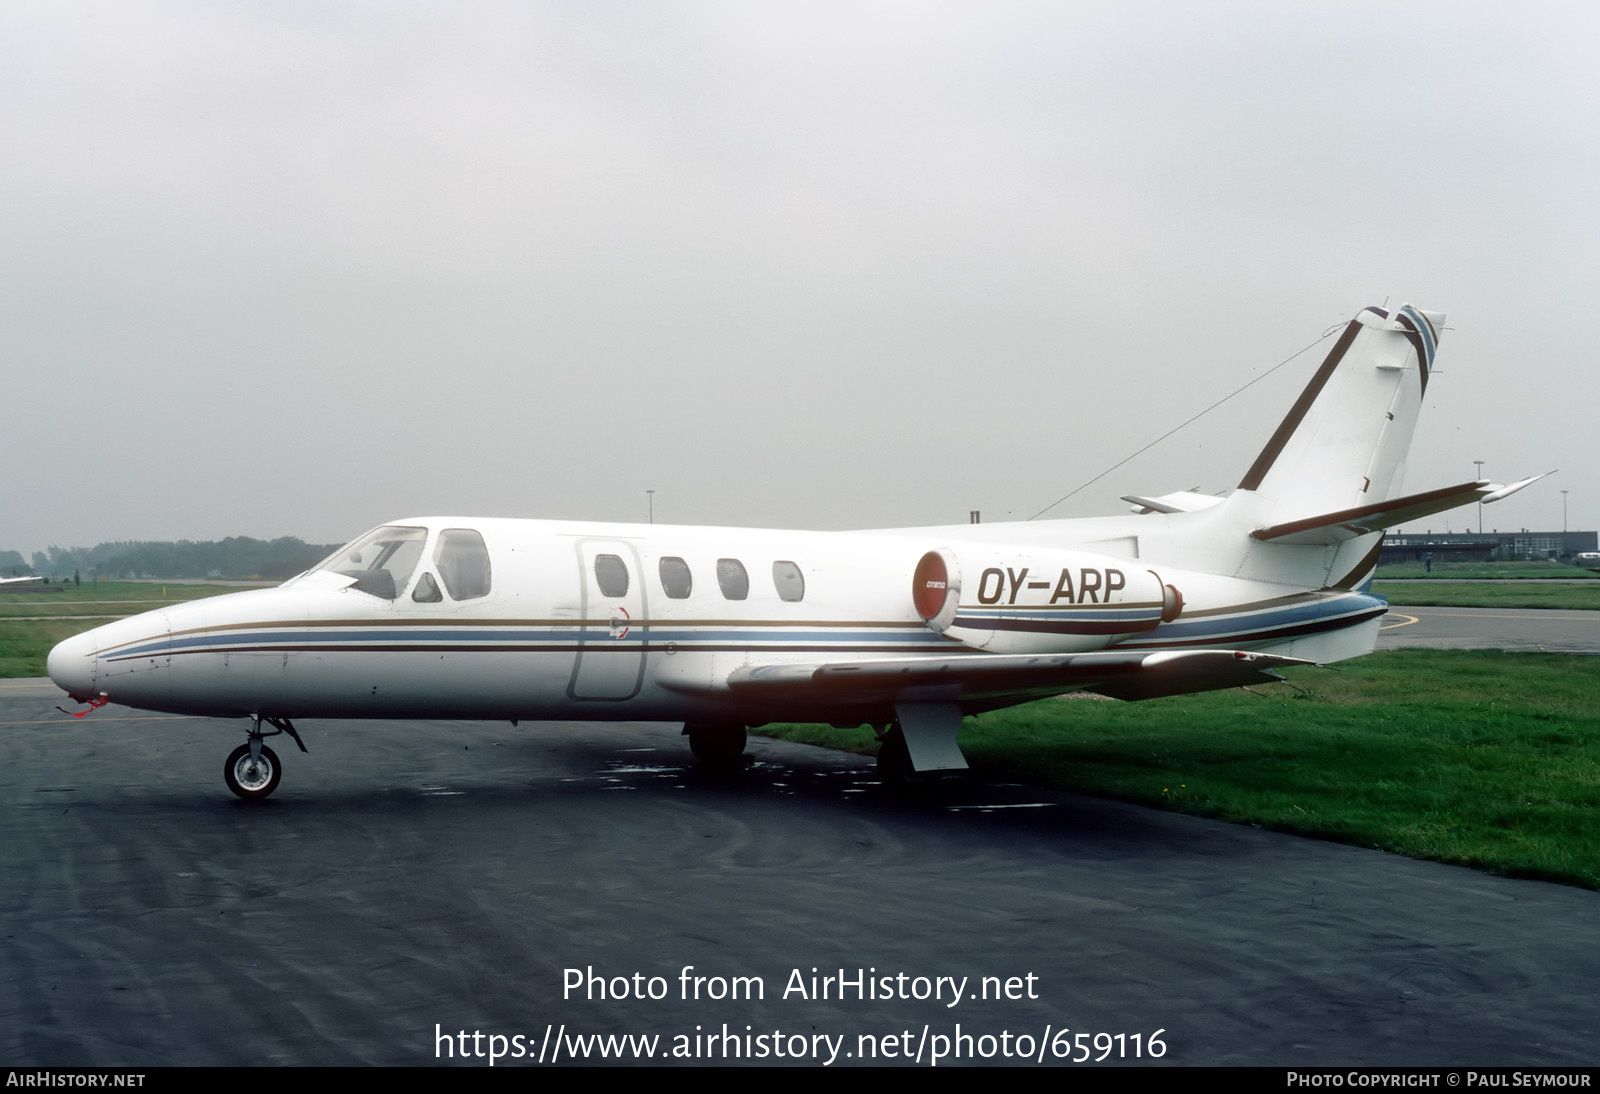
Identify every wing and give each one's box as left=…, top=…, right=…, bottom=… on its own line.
left=722, top=648, right=1310, bottom=705
left=703, top=649, right=1311, bottom=773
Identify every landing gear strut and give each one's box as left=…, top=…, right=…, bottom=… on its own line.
left=684, top=723, right=746, bottom=768
left=224, top=716, right=306, bottom=801
left=875, top=724, right=928, bottom=788
left=874, top=703, right=969, bottom=789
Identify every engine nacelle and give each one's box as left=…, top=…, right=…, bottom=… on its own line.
left=913, top=546, right=1182, bottom=654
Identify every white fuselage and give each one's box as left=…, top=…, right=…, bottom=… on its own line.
left=48, top=514, right=1386, bottom=727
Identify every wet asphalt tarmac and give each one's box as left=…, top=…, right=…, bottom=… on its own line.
left=1379, top=605, right=1600, bottom=654
left=2, top=674, right=1596, bottom=1068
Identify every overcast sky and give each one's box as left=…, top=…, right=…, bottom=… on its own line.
left=3, top=1, right=1596, bottom=555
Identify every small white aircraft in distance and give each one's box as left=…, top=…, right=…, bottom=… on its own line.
left=49, top=303, right=1550, bottom=799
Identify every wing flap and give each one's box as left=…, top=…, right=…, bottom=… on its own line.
left=720, top=648, right=1311, bottom=707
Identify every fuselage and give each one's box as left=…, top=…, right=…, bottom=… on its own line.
left=47, top=514, right=1385, bottom=727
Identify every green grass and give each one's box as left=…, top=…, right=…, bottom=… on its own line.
left=0, top=581, right=252, bottom=677
left=1374, top=581, right=1600, bottom=610
left=760, top=650, right=1600, bottom=889
left=0, top=579, right=262, bottom=618
left=1376, top=560, right=1597, bottom=579
left=0, top=620, right=98, bottom=679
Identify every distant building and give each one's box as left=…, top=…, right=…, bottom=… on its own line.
left=1380, top=530, right=1598, bottom=564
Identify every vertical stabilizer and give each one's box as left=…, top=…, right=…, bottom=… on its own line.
left=1236, top=304, right=1442, bottom=522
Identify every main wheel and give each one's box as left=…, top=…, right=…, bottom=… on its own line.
left=687, top=724, right=746, bottom=768
left=225, top=743, right=281, bottom=801
left=876, top=727, right=929, bottom=788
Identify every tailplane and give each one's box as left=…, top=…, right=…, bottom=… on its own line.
left=1215, top=304, right=1550, bottom=591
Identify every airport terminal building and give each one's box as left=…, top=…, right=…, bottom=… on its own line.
left=1381, top=530, right=1598, bottom=564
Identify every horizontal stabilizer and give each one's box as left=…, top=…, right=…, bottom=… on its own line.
left=1482, top=470, right=1557, bottom=505
left=1251, top=472, right=1557, bottom=545
left=724, top=649, right=1311, bottom=706
left=1123, top=491, right=1227, bottom=515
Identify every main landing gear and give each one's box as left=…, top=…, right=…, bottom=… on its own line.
left=874, top=705, right=969, bottom=789
left=874, top=724, right=927, bottom=788
left=224, top=715, right=307, bottom=801
left=684, top=723, right=747, bottom=769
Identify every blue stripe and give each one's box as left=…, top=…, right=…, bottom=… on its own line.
left=1123, top=593, right=1385, bottom=646
left=106, top=625, right=952, bottom=659
left=1399, top=305, right=1436, bottom=368
left=104, top=593, right=1383, bottom=661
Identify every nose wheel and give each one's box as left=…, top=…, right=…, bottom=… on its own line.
left=225, top=742, right=281, bottom=800
left=224, top=715, right=306, bottom=800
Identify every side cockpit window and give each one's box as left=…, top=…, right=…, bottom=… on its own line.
left=412, top=572, right=443, bottom=603
left=322, top=525, right=428, bottom=600
left=436, top=529, right=492, bottom=600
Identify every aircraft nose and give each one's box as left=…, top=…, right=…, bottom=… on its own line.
left=48, top=628, right=100, bottom=700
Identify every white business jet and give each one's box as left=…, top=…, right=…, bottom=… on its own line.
left=47, top=304, right=1547, bottom=799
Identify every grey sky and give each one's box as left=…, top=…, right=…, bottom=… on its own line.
left=3, top=2, right=1595, bottom=555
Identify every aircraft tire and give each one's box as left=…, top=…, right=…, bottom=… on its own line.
left=875, top=727, right=928, bottom=788
left=225, top=743, right=282, bottom=801
left=687, top=724, right=746, bottom=767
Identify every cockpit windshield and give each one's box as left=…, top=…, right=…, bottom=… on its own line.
left=315, top=525, right=427, bottom=599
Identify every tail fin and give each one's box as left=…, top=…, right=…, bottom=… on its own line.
left=1236, top=304, right=1442, bottom=521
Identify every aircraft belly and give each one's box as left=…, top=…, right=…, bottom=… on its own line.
left=278, top=648, right=584, bottom=719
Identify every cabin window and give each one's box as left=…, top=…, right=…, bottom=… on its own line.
left=595, top=553, right=630, bottom=597
left=321, top=525, right=427, bottom=600
left=412, top=572, right=443, bottom=603
left=659, top=556, right=692, bottom=599
left=772, top=560, right=805, bottom=602
left=436, top=529, right=492, bottom=600
left=716, top=558, right=748, bottom=600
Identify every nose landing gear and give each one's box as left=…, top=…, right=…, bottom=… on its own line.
left=225, top=742, right=281, bottom=800
left=225, top=715, right=307, bottom=801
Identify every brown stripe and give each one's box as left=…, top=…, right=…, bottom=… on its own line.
left=157, top=616, right=930, bottom=643
left=1118, top=604, right=1389, bottom=648
left=1330, top=535, right=1386, bottom=590
left=1237, top=319, right=1362, bottom=491
left=1395, top=312, right=1431, bottom=395
left=107, top=642, right=960, bottom=661
left=1249, top=480, right=1482, bottom=541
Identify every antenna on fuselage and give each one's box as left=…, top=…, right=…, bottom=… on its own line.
left=1026, top=323, right=1341, bottom=519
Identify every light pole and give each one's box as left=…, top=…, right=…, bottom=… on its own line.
left=647, top=489, right=655, bottom=524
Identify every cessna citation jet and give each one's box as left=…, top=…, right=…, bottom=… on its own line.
left=49, top=304, right=1547, bottom=799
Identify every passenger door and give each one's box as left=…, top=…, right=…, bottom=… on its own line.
left=568, top=539, right=648, bottom=700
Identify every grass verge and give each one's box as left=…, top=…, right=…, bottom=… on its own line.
left=1374, top=581, right=1600, bottom=610
left=759, top=650, right=1600, bottom=890
left=1375, top=561, right=1597, bottom=580
left=0, top=582, right=251, bottom=677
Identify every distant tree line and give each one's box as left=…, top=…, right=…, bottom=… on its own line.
left=7, top=537, right=342, bottom=581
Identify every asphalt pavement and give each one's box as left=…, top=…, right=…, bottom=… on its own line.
left=1379, top=605, right=1600, bottom=653
left=2, top=670, right=1596, bottom=1068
